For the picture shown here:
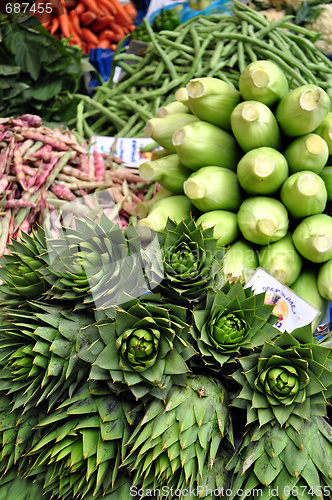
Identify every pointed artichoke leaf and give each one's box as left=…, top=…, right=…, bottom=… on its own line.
left=141, top=358, right=165, bottom=384
left=164, top=348, right=188, bottom=375
left=94, top=344, right=120, bottom=371
left=253, top=452, right=283, bottom=485
left=282, top=439, right=309, bottom=477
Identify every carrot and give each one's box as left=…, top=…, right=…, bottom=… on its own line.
left=109, top=21, right=125, bottom=36
left=108, top=0, right=132, bottom=27
left=80, top=11, right=97, bottom=26
left=98, top=39, right=112, bottom=49
left=50, top=17, right=60, bottom=35
left=75, top=2, right=86, bottom=15
left=69, top=9, right=83, bottom=35
left=123, top=2, right=137, bottom=21
left=42, top=21, right=51, bottom=29
left=58, top=0, right=73, bottom=38
left=99, top=29, right=116, bottom=40
left=64, top=0, right=77, bottom=8
left=100, top=30, right=123, bottom=42
left=79, top=0, right=102, bottom=16
left=87, top=42, right=98, bottom=52
left=82, top=27, right=99, bottom=44
left=98, top=0, right=117, bottom=16
left=90, top=15, right=114, bottom=32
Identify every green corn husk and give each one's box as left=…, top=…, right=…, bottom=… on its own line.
left=284, top=133, right=329, bottom=174
left=186, top=77, right=241, bottom=130
left=172, top=120, right=241, bottom=171
left=137, top=194, right=194, bottom=237
left=292, top=213, right=332, bottom=263
left=276, top=84, right=330, bottom=137
left=258, top=233, right=302, bottom=286
left=136, top=186, right=174, bottom=218
left=196, top=210, right=239, bottom=248
left=314, top=111, right=332, bottom=154
left=175, top=86, right=192, bottom=110
left=144, top=113, right=199, bottom=153
left=156, top=101, right=190, bottom=117
left=236, top=146, right=288, bottom=195
left=239, top=59, right=289, bottom=107
left=280, top=170, right=327, bottom=219
left=222, top=239, right=258, bottom=284
left=183, top=166, right=242, bottom=213
left=237, top=196, right=289, bottom=245
left=318, top=258, right=332, bottom=300
left=291, top=266, right=327, bottom=331
left=139, top=154, right=192, bottom=194
left=319, top=166, right=332, bottom=201
left=230, top=100, right=281, bottom=153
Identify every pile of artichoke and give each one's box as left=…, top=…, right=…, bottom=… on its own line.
left=0, top=214, right=330, bottom=500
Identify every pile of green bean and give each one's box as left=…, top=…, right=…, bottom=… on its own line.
left=69, top=0, right=332, bottom=139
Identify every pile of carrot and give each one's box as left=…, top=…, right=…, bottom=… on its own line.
left=0, top=114, right=149, bottom=255
left=34, top=0, right=137, bottom=53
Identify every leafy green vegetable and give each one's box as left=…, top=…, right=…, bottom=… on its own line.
left=0, top=12, right=97, bottom=124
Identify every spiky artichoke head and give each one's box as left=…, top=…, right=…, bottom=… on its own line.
left=0, top=398, right=47, bottom=478
left=121, top=374, right=234, bottom=493
left=0, top=227, right=49, bottom=307
left=0, top=466, right=51, bottom=500
left=0, top=302, right=95, bottom=412
left=145, top=217, right=223, bottom=306
left=190, top=281, right=278, bottom=372
left=232, top=325, right=332, bottom=429
left=227, top=416, right=332, bottom=499
left=43, top=215, right=149, bottom=310
left=25, top=381, right=142, bottom=500
left=78, top=295, right=196, bottom=400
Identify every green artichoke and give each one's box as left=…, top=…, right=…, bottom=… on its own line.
left=232, top=325, right=332, bottom=430
left=145, top=217, right=223, bottom=306
left=121, top=374, right=234, bottom=495
left=25, top=381, right=142, bottom=499
left=190, top=281, right=278, bottom=371
left=0, top=227, right=49, bottom=307
left=227, top=416, right=332, bottom=499
left=0, top=302, right=94, bottom=412
left=43, top=215, right=149, bottom=310
left=0, top=397, right=47, bottom=477
left=0, top=466, right=50, bottom=500
left=78, top=295, right=196, bottom=400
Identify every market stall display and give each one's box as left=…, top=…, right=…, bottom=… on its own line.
left=0, top=1, right=330, bottom=499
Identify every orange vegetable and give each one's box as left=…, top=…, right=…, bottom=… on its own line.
left=80, top=0, right=103, bottom=16
left=90, top=15, right=114, bottom=32
left=100, top=29, right=123, bottom=42
left=98, top=39, right=112, bottom=49
left=98, top=0, right=117, bottom=16
left=64, top=0, right=77, bottom=8
left=80, top=11, right=97, bottom=26
left=69, top=8, right=83, bottom=35
left=82, top=27, right=99, bottom=44
left=123, top=2, right=137, bottom=21
left=58, top=0, right=73, bottom=38
left=50, top=17, right=60, bottom=35
left=75, top=2, right=86, bottom=15
left=110, top=0, right=132, bottom=27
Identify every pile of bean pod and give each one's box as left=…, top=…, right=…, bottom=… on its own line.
left=68, top=0, right=332, bottom=139
left=0, top=114, right=148, bottom=255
